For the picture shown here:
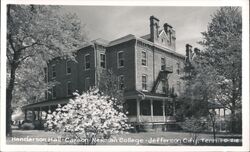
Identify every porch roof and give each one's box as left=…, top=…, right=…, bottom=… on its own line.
left=22, top=96, right=73, bottom=110
left=124, top=90, right=173, bottom=101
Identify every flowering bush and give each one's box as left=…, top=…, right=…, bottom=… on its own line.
left=46, top=89, right=130, bottom=145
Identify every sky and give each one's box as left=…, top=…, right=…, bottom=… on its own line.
left=62, top=6, right=219, bottom=55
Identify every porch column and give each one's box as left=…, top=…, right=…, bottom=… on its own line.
left=24, top=109, right=27, bottom=120
left=32, top=109, right=36, bottom=121
left=150, top=99, right=153, bottom=122
left=163, top=100, right=166, bottom=123
left=136, top=98, right=141, bottom=122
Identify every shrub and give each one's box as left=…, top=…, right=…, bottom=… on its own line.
left=180, top=117, right=207, bottom=145
left=45, top=89, right=130, bottom=145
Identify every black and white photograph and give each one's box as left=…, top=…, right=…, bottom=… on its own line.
left=1, top=0, right=249, bottom=151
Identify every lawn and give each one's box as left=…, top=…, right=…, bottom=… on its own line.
left=6, top=129, right=242, bottom=146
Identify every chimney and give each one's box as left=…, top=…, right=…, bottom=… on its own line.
left=164, top=23, right=174, bottom=44
left=186, top=44, right=192, bottom=62
left=163, top=23, right=172, bottom=34
left=150, top=16, right=160, bottom=42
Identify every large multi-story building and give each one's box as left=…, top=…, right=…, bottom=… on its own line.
left=23, top=16, right=195, bottom=127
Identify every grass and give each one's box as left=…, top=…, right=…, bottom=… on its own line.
left=6, top=129, right=242, bottom=146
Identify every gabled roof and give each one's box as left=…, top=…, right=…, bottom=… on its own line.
left=159, top=29, right=167, bottom=37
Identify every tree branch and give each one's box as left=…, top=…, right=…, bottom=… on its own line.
left=18, top=41, right=38, bottom=52
left=7, top=34, right=17, bottom=53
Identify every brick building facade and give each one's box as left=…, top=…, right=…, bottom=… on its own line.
left=23, top=16, right=196, bottom=126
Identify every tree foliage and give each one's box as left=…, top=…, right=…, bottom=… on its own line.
left=6, top=4, right=87, bottom=136
left=46, top=89, right=129, bottom=145
left=178, top=7, right=242, bottom=133
left=199, top=7, right=242, bottom=132
left=97, top=69, right=125, bottom=112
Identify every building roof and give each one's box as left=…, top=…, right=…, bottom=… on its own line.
left=140, top=34, right=150, bottom=40
left=91, top=38, right=109, bottom=47
left=140, top=30, right=164, bottom=41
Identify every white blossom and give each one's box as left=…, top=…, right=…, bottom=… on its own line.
left=45, top=88, right=130, bottom=144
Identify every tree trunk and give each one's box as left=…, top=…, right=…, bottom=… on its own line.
left=230, top=106, right=236, bottom=133
left=6, top=64, right=18, bottom=136
left=212, top=121, right=216, bottom=144
left=231, top=77, right=237, bottom=133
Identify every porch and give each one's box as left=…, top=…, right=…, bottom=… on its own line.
left=125, top=93, right=177, bottom=125
left=22, top=97, right=70, bottom=121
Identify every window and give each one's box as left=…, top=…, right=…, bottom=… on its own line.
left=118, top=75, right=124, bottom=90
left=161, top=57, right=166, bottom=70
left=66, top=60, right=71, bottom=75
left=85, top=54, right=90, bottom=70
left=100, top=54, right=106, bottom=68
left=177, top=63, right=180, bottom=75
left=142, top=75, right=147, bottom=91
left=85, top=77, right=90, bottom=90
left=52, top=86, right=56, bottom=99
left=52, top=65, right=56, bottom=78
left=141, top=51, right=147, bottom=66
left=117, top=51, right=124, bottom=68
left=67, top=81, right=72, bottom=96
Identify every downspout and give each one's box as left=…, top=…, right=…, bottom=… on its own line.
left=153, top=46, right=155, bottom=84
left=93, top=43, right=98, bottom=87
left=137, top=90, right=145, bottom=100
left=135, top=39, right=137, bottom=92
